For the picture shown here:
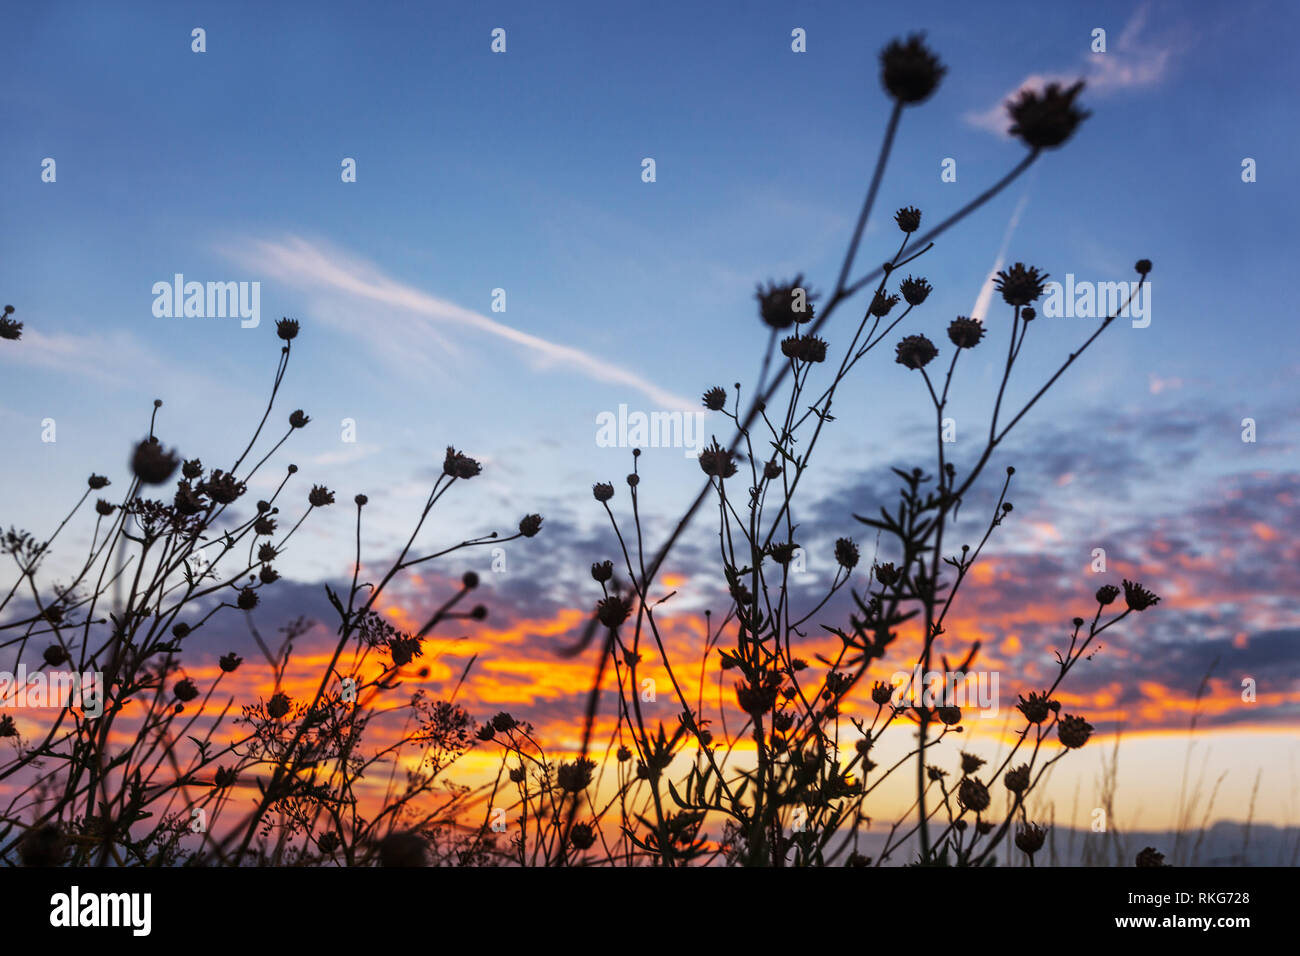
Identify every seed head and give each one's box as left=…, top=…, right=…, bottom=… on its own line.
left=879, top=34, right=946, bottom=104
left=1007, top=80, right=1089, bottom=149
left=994, top=263, right=1049, bottom=307
left=894, top=206, right=922, bottom=233
left=899, top=276, right=932, bottom=306
left=592, top=482, right=614, bottom=502
left=174, top=678, right=199, bottom=702
left=1015, top=822, right=1047, bottom=855
left=519, top=513, right=544, bottom=537
left=309, top=485, right=335, bottom=507
left=443, top=446, right=481, bottom=479
left=288, top=409, right=310, bottom=429
left=756, top=276, right=816, bottom=329
left=894, top=334, right=938, bottom=370
left=131, top=438, right=180, bottom=485
left=947, top=316, right=985, bottom=349
left=702, top=386, right=728, bottom=411
left=1122, top=579, right=1160, bottom=611
left=834, top=537, right=859, bottom=569
left=1057, top=713, right=1094, bottom=749
left=219, top=652, right=243, bottom=673
left=275, top=317, right=300, bottom=341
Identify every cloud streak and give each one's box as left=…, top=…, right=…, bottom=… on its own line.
left=223, top=235, right=697, bottom=412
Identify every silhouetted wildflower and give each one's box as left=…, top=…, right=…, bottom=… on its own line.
left=871, top=681, right=894, bottom=705
left=174, top=480, right=204, bottom=516
left=781, top=334, right=828, bottom=363
left=0, top=715, right=16, bottom=738
left=994, top=263, right=1049, bottom=306
left=557, top=757, right=596, bottom=792
left=94, top=499, right=114, bottom=516
left=894, top=334, right=938, bottom=370
left=308, top=485, right=334, bottom=507
left=1004, top=764, right=1030, bottom=794
left=1096, top=584, right=1120, bottom=605
left=899, top=276, right=932, bottom=306
left=591, top=560, right=613, bottom=583
left=87, top=474, right=110, bottom=490
left=871, top=291, right=900, bottom=317
left=219, top=653, right=242, bottom=673
left=948, top=316, right=985, bottom=349
left=880, top=34, right=946, bottom=104
left=895, top=206, right=921, bottom=233
left=266, top=692, right=291, bottom=719
left=259, top=565, right=279, bottom=584
left=0, top=316, right=21, bottom=340
left=174, top=679, right=199, bottom=702
left=288, top=410, right=310, bottom=429
left=1123, top=579, right=1160, bottom=611
left=960, top=752, right=986, bottom=775
left=1136, top=846, right=1166, bottom=867
left=131, top=438, right=180, bottom=485
left=767, top=542, right=799, bottom=566
left=736, top=674, right=783, bottom=716
left=42, top=645, right=68, bottom=667
left=597, top=595, right=632, bottom=629
left=763, top=459, right=783, bottom=480
left=835, top=537, right=859, bottom=569
left=698, top=440, right=737, bottom=479
left=1007, top=80, right=1089, bottom=149
left=958, top=777, right=990, bottom=813
left=201, top=470, right=244, bottom=504
left=275, top=318, right=300, bottom=341
left=592, top=482, right=614, bottom=502
left=702, top=386, right=727, bottom=411
left=570, top=822, right=597, bottom=850
left=1135, top=259, right=1153, bottom=276
left=1057, top=714, right=1094, bottom=749
left=253, top=515, right=276, bottom=536
left=443, top=446, right=481, bottom=479
left=936, top=705, right=962, bottom=726
left=518, top=513, right=543, bottom=537
left=1015, top=823, right=1047, bottom=855
left=236, top=587, right=258, bottom=611
left=756, top=276, right=815, bottom=329
left=1017, top=692, right=1052, bottom=724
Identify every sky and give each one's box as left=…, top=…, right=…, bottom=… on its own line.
left=1, top=0, right=1298, bottom=834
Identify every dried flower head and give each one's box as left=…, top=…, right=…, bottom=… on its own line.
left=592, top=482, right=614, bottom=502
left=871, top=291, right=900, bottom=317
left=275, top=317, right=300, bottom=341
left=174, top=679, right=199, bottom=702
left=443, top=446, right=481, bottom=479
left=879, top=34, right=946, bottom=104
left=288, top=409, right=310, bottom=429
left=894, top=334, right=938, bottom=370
left=596, top=594, right=632, bottom=629
left=899, top=275, right=932, bottom=306
left=556, top=757, right=596, bottom=793
left=1095, top=584, right=1120, bottom=606
left=570, top=822, right=597, bottom=851
left=1004, top=764, right=1031, bottom=794
left=702, top=386, right=728, bottom=411
left=1122, top=579, right=1160, bottom=611
left=1135, top=846, right=1166, bottom=867
left=88, top=474, right=110, bottom=490
left=308, top=485, right=335, bottom=508
left=1016, top=691, right=1052, bottom=724
left=519, top=513, right=544, bottom=537
left=219, top=652, right=243, bottom=673
left=958, top=777, right=990, bottom=813
left=236, top=587, right=259, bottom=611
left=1007, top=80, right=1089, bottom=149
left=131, top=438, right=180, bottom=485
left=834, top=537, right=859, bottom=569
left=994, top=263, right=1049, bottom=307
left=267, top=692, right=291, bottom=719
left=871, top=681, right=895, bottom=706
left=94, top=499, right=114, bottom=516
left=756, top=276, right=816, bottom=329
left=780, top=334, right=828, bottom=364
left=43, top=645, right=68, bottom=667
left=1015, top=822, right=1047, bottom=855
left=947, top=316, right=985, bottom=349
left=960, top=752, right=986, bottom=775
left=591, top=560, right=613, bottom=583
left=895, top=206, right=922, bottom=233
left=698, top=439, right=737, bottom=479
left=1057, top=713, right=1094, bottom=749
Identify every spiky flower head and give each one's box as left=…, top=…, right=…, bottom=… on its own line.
left=994, top=263, right=1049, bottom=307
left=947, top=316, right=985, bottom=349
left=894, top=334, right=938, bottom=370
left=756, top=276, right=815, bottom=329
left=1007, top=80, right=1089, bottom=149
left=880, top=34, right=946, bottom=105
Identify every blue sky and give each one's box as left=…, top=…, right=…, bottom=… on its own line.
left=3, top=0, right=1297, bottom=580
left=2, top=0, right=1300, bottom=826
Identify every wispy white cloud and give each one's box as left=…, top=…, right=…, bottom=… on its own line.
left=965, top=3, right=1185, bottom=136
left=221, top=236, right=697, bottom=412
left=969, top=189, right=1032, bottom=322
left=0, top=327, right=174, bottom=387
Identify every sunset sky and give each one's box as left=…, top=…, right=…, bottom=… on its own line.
left=1, top=0, right=1298, bottom=835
